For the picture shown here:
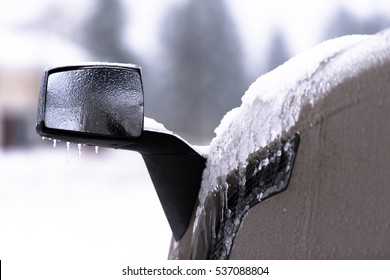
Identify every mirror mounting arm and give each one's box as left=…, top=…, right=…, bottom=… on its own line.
left=122, top=130, right=206, bottom=241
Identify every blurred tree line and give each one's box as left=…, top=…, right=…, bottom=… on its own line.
left=36, top=0, right=390, bottom=144
left=147, top=0, right=248, bottom=142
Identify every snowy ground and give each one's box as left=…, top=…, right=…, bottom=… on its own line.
left=0, top=143, right=171, bottom=279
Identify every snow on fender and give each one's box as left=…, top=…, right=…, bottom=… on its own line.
left=169, top=28, right=390, bottom=259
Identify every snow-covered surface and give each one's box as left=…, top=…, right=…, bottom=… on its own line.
left=144, top=117, right=209, bottom=156
left=200, top=33, right=376, bottom=205
left=0, top=145, right=171, bottom=278
left=144, top=117, right=172, bottom=134
left=190, top=29, right=390, bottom=250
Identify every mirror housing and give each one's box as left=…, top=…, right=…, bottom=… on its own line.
left=36, top=63, right=206, bottom=241
left=37, top=63, right=144, bottom=148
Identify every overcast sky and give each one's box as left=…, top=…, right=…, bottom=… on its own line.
left=1, top=0, right=390, bottom=69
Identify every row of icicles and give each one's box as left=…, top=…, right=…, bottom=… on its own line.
left=42, top=136, right=99, bottom=162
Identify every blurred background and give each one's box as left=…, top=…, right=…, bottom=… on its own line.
left=1, top=0, right=390, bottom=277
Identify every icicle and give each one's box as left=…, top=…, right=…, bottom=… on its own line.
left=78, top=143, right=82, bottom=160
left=53, top=139, right=57, bottom=148
left=41, top=136, right=46, bottom=140
left=66, top=142, right=71, bottom=164
left=95, top=146, right=99, bottom=154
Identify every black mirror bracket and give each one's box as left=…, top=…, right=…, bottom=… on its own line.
left=122, top=130, right=206, bottom=241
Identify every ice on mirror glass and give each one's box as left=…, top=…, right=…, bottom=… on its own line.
left=45, top=67, right=143, bottom=137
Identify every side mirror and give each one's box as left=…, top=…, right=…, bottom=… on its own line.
left=37, top=64, right=144, bottom=147
left=36, top=63, right=206, bottom=241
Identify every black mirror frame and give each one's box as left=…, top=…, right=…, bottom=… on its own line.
left=36, top=63, right=144, bottom=148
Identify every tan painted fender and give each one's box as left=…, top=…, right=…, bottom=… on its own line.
left=170, top=28, right=390, bottom=259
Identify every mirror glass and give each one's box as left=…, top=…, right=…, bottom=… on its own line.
left=44, top=67, right=143, bottom=138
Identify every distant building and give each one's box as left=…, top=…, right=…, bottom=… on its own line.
left=0, top=67, right=42, bottom=149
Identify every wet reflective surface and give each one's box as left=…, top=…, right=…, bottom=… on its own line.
left=45, top=66, right=143, bottom=138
